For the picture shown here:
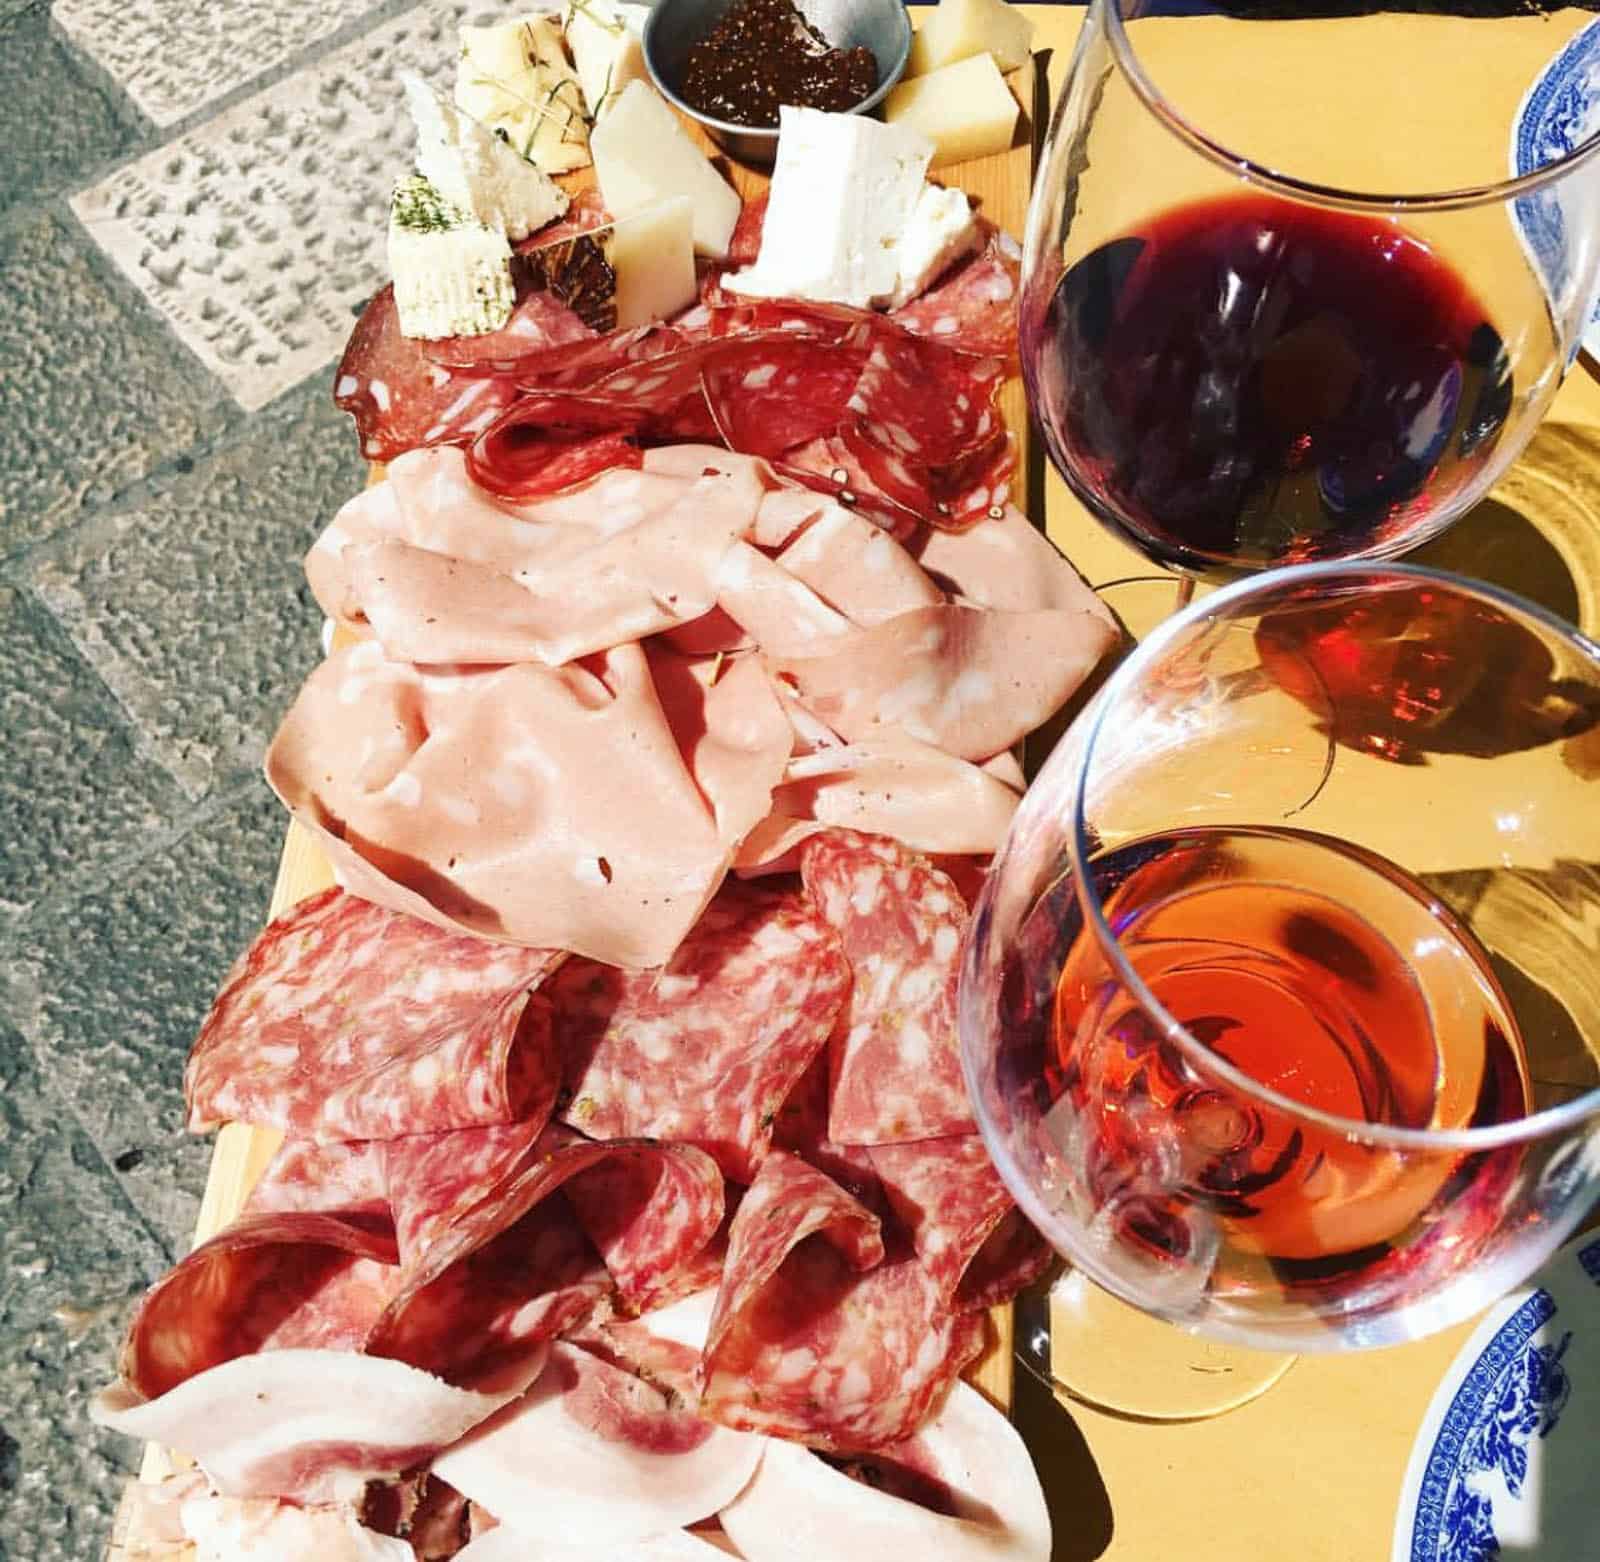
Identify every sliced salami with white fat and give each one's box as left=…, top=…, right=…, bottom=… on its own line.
left=433, top=1342, right=764, bottom=1549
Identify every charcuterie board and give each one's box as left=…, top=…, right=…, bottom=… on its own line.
left=106, top=33, right=1042, bottom=1560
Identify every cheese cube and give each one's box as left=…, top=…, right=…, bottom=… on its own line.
left=905, top=0, right=1035, bottom=78
left=883, top=53, right=1020, bottom=170
left=609, top=197, right=697, bottom=328
left=388, top=176, right=515, bottom=339
left=402, top=74, right=568, bottom=241
left=590, top=81, right=741, bottom=259
left=566, top=0, right=650, bottom=122
left=884, top=183, right=980, bottom=308
left=726, top=106, right=935, bottom=309
left=456, top=16, right=592, bottom=175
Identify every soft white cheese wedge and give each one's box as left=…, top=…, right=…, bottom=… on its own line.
left=725, top=107, right=935, bottom=309
left=566, top=0, right=650, bottom=122
left=387, top=175, right=515, bottom=339
left=883, top=181, right=981, bottom=307
left=402, top=73, right=568, bottom=241
left=590, top=81, right=741, bottom=258
left=456, top=15, right=592, bottom=175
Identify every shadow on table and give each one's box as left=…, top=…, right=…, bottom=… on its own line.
left=1012, top=1360, right=1116, bottom=1561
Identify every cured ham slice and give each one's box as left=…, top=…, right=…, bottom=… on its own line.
left=433, top=1342, right=765, bottom=1549
left=719, top=1382, right=1051, bottom=1562
left=456, top=1525, right=739, bottom=1561
left=185, top=887, right=563, bottom=1142
left=177, top=1493, right=413, bottom=1561
left=800, top=831, right=975, bottom=1146
left=553, top=879, right=850, bottom=1181
left=93, top=1348, right=542, bottom=1505
left=768, top=603, right=1112, bottom=762
left=265, top=639, right=789, bottom=969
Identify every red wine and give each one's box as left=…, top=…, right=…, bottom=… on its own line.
left=1034, top=827, right=1530, bottom=1279
left=1023, top=193, right=1514, bottom=572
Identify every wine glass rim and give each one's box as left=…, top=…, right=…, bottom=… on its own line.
left=1099, top=0, right=1600, bottom=213
left=1066, top=558, right=1600, bottom=1153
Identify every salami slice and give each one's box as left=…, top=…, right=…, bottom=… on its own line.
left=889, top=226, right=1023, bottom=361
left=846, top=335, right=1006, bottom=469
left=185, top=887, right=565, bottom=1144
left=864, top=1137, right=1015, bottom=1308
left=467, top=413, right=643, bottom=500
left=702, top=334, right=872, bottom=460
left=244, top=1138, right=389, bottom=1223
left=957, top=1209, right=1053, bottom=1313
left=799, top=831, right=976, bottom=1146
left=423, top=288, right=596, bottom=372
left=334, top=286, right=518, bottom=462
left=553, top=879, right=851, bottom=1183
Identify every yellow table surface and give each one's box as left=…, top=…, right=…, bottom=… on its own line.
left=1018, top=8, right=1600, bottom=1560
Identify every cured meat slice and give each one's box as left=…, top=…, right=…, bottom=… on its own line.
left=176, top=1493, right=413, bottom=1561
left=702, top=334, right=872, bottom=460
left=799, top=831, right=974, bottom=1146
left=119, top=1213, right=401, bottom=1401
left=712, top=540, right=852, bottom=656
left=572, top=1286, right=716, bottom=1405
left=865, top=1137, right=1016, bottom=1308
left=334, top=286, right=517, bottom=462
left=433, top=1342, right=765, bottom=1549
left=371, top=1124, right=724, bottom=1381
left=773, top=501, right=944, bottom=627
left=719, top=1381, right=1051, bottom=1562
left=768, top=1052, right=882, bottom=1212
left=467, top=420, right=642, bottom=501
left=457, top=1529, right=738, bottom=1562
left=768, top=603, right=1114, bottom=762
left=266, top=639, right=785, bottom=969
left=244, top=1138, right=388, bottom=1222
left=889, top=226, right=1024, bottom=362
left=93, top=1348, right=541, bottom=1506
left=846, top=335, right=1006, bottom=468
left=554, top=880, right=850, bottom=1183
left=422, top=287, right=596, bottom=372
left=184, top=886, right=564, bottom=1143
left=956, top=1209, right=1053, bottom=1314
left=775, top=435, right=926, bottom=537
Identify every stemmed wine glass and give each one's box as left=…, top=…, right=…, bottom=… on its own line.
left=992, top=0, right=1600, bottom=1416
left=961, top=564, right=1600, bottom=1417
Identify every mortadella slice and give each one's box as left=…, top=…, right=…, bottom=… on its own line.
left=185, top=887, right=564, bottom=1142
left=553, top=879, right=850, bottom=1182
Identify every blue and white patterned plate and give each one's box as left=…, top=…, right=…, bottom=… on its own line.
left=1512, top=19, right=1600, bottom=363
left=1393, top=1231, right=1600, bottom=1562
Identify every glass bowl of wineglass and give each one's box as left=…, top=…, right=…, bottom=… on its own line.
left=960, top=562, right=1600, bottom=1418
left=1021, top=0, right=1600, bottom=581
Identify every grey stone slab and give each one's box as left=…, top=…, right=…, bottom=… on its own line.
left=0, top=1028, right=170, bottom=1561
left=26, top=379, right=364, bottom=798
left=69, top=0, right=532, bottom=411
left=3, top=778, right=288, bottom=1251
left=0, top=584, right=187, bottom=933
left=0, top=211, right=230, bottom=552
left=51, top=0, right=381, bottom=128
left=0, top=8, right=134, bottom=217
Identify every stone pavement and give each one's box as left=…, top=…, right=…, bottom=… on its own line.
left=0, top=2, right=525, bottom=1553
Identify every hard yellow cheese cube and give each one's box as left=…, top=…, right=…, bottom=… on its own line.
left=882, top=53, right=1019, bottom=170
left=905, top=0, right=1035, bottom=78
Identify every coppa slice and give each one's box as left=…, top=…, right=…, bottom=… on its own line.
left=553, top=880, right=851, bottom=1182
left=434, top=1342, right=764, bottom=1549
left=184, top=886, right=564, bottom=1143
left=800, top=831, right=975, bottom=1146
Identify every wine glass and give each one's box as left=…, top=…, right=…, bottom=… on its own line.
left=1021, top=1, right=1600, bottom=586
left=961, top=563, right=1600, bottom=1418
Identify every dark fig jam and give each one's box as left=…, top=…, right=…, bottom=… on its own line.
left=679, top=0, right=878, bottom=128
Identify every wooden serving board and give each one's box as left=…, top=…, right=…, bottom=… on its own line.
left=108, top=47, right=1042, bottom=1559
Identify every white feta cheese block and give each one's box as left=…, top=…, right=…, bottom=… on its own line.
left=884, top=182, right=981, bottom=307
left=590, top=80, right=742, bottom=259
left=725, top=106, right=935, bottom=310
left=387, top=176, right=515, bottom=340
left=567, top=0, right=650, bottom=122
left=608, top=196, right=697, bottom=327
left=402, top=73, right=569, bottom=242
left=456, top=15, right=592, bottom=175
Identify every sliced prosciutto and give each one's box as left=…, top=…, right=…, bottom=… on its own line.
left=93, top=1348, right=543, bottom=1506
left=265, top=638, right=790, bottom=970
left=720, top=1381, right=1051, bottom=1562
left=553, top=879, right=850, bottom=1181
left=800, top=831, right=975, bottom=1146
left=433, top=1342, right=764, bottom=1549
left=185, top=887, right=563, bottom=1142
left=176, top=1493, right=413, bottom=1561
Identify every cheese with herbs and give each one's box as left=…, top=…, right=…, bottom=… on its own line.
left=456, top=15, right=592, bottom=175
left=725, top=107, right=935, bottom=309
left=590, top=81, right=742, bottom=259
left=567, top=0, right=650, bottom=122
left=402, top=74, right=568, bottom=241
left=905, top=0, right=1035, bottom=78
left=883, top=52, right=1019, bottom=169
left=387, top=176, right=515, bottom=339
